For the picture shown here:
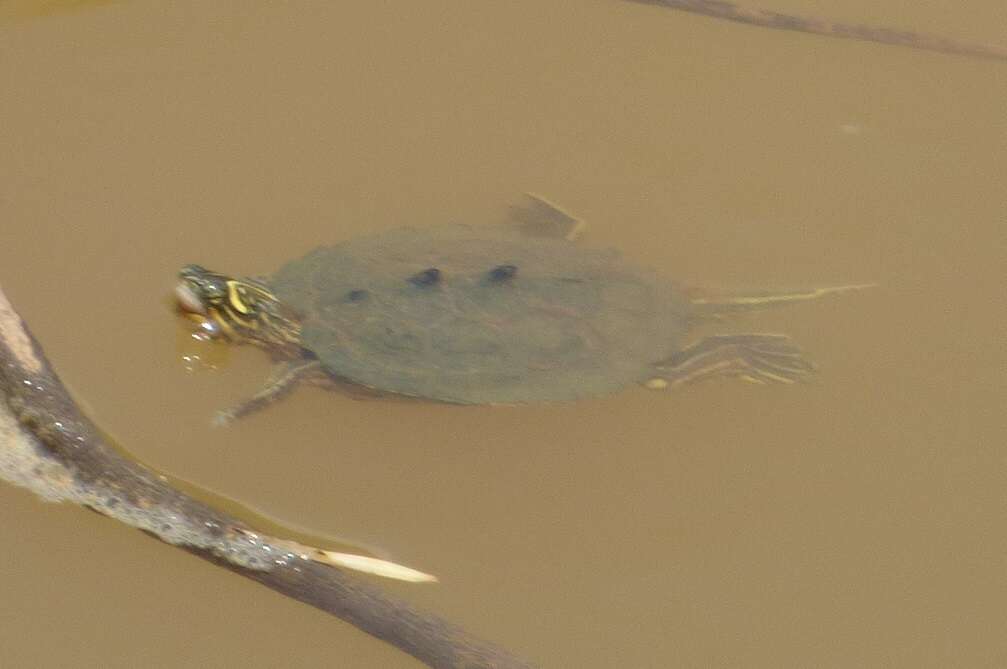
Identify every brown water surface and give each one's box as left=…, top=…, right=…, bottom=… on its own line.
left=1, top=1, right=1006, bottom=667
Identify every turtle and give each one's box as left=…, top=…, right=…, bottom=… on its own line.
left=175, top=195, right=868, bottom=424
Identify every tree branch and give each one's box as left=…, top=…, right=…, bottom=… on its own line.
left=0, top=286, right=533, bottom=669
left=630, top=0, right=1007, bottom=61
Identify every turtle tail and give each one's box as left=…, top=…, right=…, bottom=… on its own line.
left=689, top=283, right=876, bottom=317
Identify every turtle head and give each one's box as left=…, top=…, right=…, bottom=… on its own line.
left=176, top=264, right=302, bottom=352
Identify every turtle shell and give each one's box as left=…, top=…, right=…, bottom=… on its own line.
left=270, top=223, right=692, bottom=404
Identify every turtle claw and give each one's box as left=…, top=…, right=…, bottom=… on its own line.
left=649, top=334, right=817, bottom=388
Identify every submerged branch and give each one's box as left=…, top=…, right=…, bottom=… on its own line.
left=0, top=285, right=533, bottom=669
left=630, top=0, right=1007, bottom=61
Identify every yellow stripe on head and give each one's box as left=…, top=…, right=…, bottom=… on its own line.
left=226, top=281, right=254, bottom=315
left=208, top=307, right=238, bottom=339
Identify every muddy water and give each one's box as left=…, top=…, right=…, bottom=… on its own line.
left=1, top=2, right=1005, bottom=667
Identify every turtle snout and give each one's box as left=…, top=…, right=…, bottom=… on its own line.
left=175, top=280, right=208, bottom=315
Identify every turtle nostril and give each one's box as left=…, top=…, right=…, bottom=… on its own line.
left=346, top=289, right=369, bottom=302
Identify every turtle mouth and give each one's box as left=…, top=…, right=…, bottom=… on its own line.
left=175, top=281, right=226, bottom=338
left=175, top=281, right=208, bottom=315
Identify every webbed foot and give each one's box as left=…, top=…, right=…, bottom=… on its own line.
left=647, top=334, right=815, bottom=389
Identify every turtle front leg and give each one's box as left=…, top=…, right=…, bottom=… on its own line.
left=646, top=334, right=815, bottom=389
left=214, top=359, right=325, bottom=426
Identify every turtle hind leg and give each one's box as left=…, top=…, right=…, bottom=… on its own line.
left=646, top=334, right=815, bottom=389
left=213, top=359, right=324, bottom=426
left=505, top=193, right=585, bottom=241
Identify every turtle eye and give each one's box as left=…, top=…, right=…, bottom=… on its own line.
left=202, top=278, right=227, bottom=299
left=177, top=265, right=232, bottom=302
